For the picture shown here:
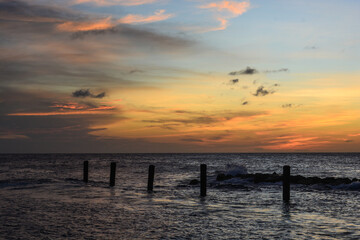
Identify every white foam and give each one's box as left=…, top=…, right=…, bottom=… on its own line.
left=225, top=164, right=248, bottom=176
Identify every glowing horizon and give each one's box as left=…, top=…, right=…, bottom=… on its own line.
left=0, top=0, right=359, bottom=153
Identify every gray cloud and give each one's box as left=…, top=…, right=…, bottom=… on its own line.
left=229, top=67, right=258, bottom=75
left=71, top=25, right=195, bottom=50
left=282, top=104, right=293, bottom=108
left=253, top=86, right=275, bottom=97
left=263, top=68, right=288, bottom=73
left=0, top=88, right=123, bottom=153
left=72, top=89, right=106, bottom=98
left=0, top=0, right=80, bottom=22
left=282, top=103, right=302, bottom=109
left=181, top=138, right=204, bottom=142
left=144, top=116, right=218, bottom=125
left=143, top=110, right=267, bottom=127
left=129, top=69, right=144, bottom=74
left=229, top=79, right=239, bottom=84
left=304, top=46, right=318, bottom=50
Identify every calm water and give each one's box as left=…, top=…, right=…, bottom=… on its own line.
left=0, top=153, right=359, bottom=239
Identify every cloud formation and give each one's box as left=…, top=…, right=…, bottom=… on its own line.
left=143, top=110, right=267, bottom=127
left=57, top=17, right=114, bottom=32
left=0, top=0, right=79, bottom=23
left=199, top=1, right=250, bottom=31
left=72, top=89, right=106, bottom=98
left=229, top=67, right=258, bottom=75
left=229, top=79, right=239, bottom=84
left=73, top=0, right=158, bottom=6
left=253, top=86, right=274, bottom=96
left=70, top=25, right=195, bottom=51
left=263, top=68, right=288, bottom=73
left=118, top=10, right=174, bottom=25
left=200, top=1, right=250, bottom=15
left=282, top=104, right=293, bottom=108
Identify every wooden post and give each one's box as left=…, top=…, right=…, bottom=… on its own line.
left=83, top=161, right=88, bottom=182
left=283, top=165, right=290, bottom=202
left=200, top=164, right=207, bottom=197
left=110, top=162, right=116, bottom=187
left=147, top=165, right=155, bottom=192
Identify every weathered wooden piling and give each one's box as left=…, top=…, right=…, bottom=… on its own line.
left=200, top=164, right=207, bottom=197
left=283, top=165, right=290, bottom=202
left=110, top=162, right=116, bottom=187
left=147, top=165, right=155, bottom=192
left=83, top=160, right=88, bottom=182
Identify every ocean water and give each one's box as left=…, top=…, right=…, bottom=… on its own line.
left=0, top=153, right=359, bottom=239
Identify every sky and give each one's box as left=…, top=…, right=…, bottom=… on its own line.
left=0, top=0, right=360, bottom=153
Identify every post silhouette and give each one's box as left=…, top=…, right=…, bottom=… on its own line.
left=83, top=161, right=88, bottom=182
left=147, top=165, right=155, bottom=192
left=200, top=164, right=207, bottom=197
left=283, top=165, right=290, bottom=202
left=110, top=162, right=116, bottom=187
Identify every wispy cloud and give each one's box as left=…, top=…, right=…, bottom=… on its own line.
left=57, top=17, right=114, bottom=32
left=0, top=133, right=29, bottom=139
left=73, top=0, right=158, bottom=6
left=7, top=101, right=116, bottom=116
left=0, top=0, right=79, bottom=23
left=7, top=111, right=115, bottom=116
left=253, top=86, right=275, bottom=96
left=304, top=45, right=318, bottom=50
left=143, top=110, right=267, bottom=127
left=72, top=89, right=106, bottom=98
left=282, top=104, right=293, bottom=108
left=200, top=0, right=250, bottom=16
left=262, top=135, right=330, bottom=150
left=263, top=68, right=288, bottom=73
left=118, top=9, right=174, bottom=25
left=229, top=67, right=257, bottom=75
left=228, top=79, right=239, bottom=84
left=199, top=0, right=250, bottom=31
left=348, top=133, right=360, bottom=137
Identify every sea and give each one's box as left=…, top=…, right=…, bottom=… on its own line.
left=0, top=153, right=359, bottom=239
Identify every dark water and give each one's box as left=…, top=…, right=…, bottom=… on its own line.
left=0, top=153, right=359, bottom=239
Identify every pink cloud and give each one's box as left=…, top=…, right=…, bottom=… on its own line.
left=56, top=17, right=114, bottom=32
left=199, top=1, right=250, bottom=31
left=118, top=10, right=174, bottom=24
left=200, top=1, right=250, bottom=16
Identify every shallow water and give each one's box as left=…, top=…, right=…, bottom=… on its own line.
left=0, top=153, right=359, bottom=239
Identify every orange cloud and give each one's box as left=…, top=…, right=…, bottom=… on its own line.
left=51, top=103, right=87, bottom=110
left=348, top=133, right=360, bottom=137
left=200, top=1, right=250, bottom=16
left=210, top=17, right=228, bottom=31
left=262, top=136, right=330, bottom=150
left=0, top=134, right=29, bottom=140
left=118, top=10, right=173, bottom=24
left=56, top=17, right=113, bottom=32
left=199, top=1, right=250, bottom=31
left=73, top=0, right=158, bottom=6
left=8, top=103, right=116, bottom=116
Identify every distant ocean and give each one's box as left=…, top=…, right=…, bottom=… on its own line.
left=0, top=153, right=359, bottom=239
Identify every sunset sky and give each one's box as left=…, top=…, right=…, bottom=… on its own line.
left=0, top=0, right=359, bottom=153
